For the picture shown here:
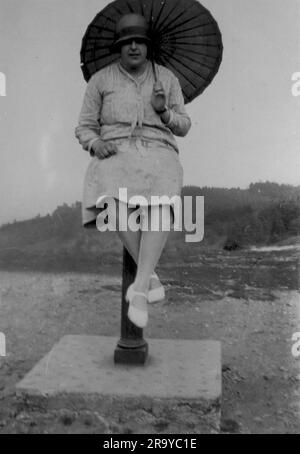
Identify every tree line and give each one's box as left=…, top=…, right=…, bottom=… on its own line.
left=0, top=182, right=299, bottom=270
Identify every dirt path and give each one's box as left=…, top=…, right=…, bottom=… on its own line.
left=0, top=248, right=299, bottom=433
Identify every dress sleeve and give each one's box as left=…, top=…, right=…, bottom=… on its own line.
left=75, top=75, right=102, bottom=152
left=166, top=74, right=191, bottom=137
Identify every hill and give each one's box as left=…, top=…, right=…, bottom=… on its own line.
left=0, top=181, right=299, bottom=271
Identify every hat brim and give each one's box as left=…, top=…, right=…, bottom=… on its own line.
left=112, top=34, right=151, bottom=49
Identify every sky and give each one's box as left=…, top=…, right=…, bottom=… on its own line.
left=0, top=0, right=299, bottom=225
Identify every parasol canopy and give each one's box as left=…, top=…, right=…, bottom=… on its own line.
left=80, top=0, right=223, bottom=104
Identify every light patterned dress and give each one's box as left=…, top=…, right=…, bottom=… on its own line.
left=75, top=60, right=191, bottom=228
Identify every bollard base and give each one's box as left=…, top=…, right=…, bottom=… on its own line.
left=114, top=342, right=148, bottom=365
left=16, top=336, right=221, bottom=433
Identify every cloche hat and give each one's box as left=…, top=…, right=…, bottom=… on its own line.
left=113, top=13, right=150, bottom=48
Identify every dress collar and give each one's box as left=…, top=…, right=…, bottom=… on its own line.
left=117, top=59, right=151, bottom=85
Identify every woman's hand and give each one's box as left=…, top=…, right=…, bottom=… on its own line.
left=151, top=80, right=167, bottom=113
left=92, top=139, right=118, bottom=159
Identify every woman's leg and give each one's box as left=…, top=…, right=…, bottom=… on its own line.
left=131, top=204, right=172, bottom=309
left=112, top=200, right=167, bottom=297
left=113, top=199, right=141, bottom=263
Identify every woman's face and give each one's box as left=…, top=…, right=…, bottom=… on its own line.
left=120, top=39, right=148, bottom=70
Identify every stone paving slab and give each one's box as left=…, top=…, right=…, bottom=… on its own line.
left=16, top=336, right=221, bottom=433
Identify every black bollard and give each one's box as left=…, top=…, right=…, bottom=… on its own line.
left=114, top=247, right=148, bottom=364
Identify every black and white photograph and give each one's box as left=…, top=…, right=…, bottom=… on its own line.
left=0, top=0, right=299, bottom=436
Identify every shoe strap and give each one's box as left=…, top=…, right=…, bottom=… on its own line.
left=132, top=290, right=148, bottom=299
left=128, top=284, right=148, bottom=299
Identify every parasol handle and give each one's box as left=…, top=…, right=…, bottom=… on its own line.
left=151, top=59, right=158, bottom=82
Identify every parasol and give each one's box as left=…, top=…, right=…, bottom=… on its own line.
left=80, top=0, right=223, bottom=104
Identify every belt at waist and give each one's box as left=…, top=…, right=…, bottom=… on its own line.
left=109, top=136, right=177, bottom=152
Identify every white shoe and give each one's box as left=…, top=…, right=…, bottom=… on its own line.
left=148, top=272, right=165, bottom=304
left=126, top=284, right=148, bottom=328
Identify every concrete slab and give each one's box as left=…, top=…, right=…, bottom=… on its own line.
left=16, top=336, right=221, bottom=433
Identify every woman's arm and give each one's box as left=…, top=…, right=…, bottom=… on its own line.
left=75, top=75, right=102, bottom=153
left=163, top=74, right=191, bottom=137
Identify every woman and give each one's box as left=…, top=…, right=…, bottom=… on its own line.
left=75, top=13, right=191, bottom=328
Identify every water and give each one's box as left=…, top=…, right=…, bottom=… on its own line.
left=250, top=245, right=300, bottom=252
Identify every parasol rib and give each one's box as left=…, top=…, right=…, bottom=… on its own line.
left=85, top=44, right=117, bottom=52
left=82, top=56, right=120, bottom=70
left=101, top=15, right=115, bottom=24
left=89, top=24, right=116, bottom=33
left=139, top=0, right=145, bottom=16
left=110, top=4, right=124, bottom=17
left=156, top=9, right=196, bottom=35
left=157, top=9, right=207, bottom=36
left=167, top=32, right=222, bottom=44
left=92, top=14, right=115, bottom=26
left=159, top=54, right=201, bottom=88
left=83, top=53, right=116, bottom=65
left=167, top=33, right=220, bottom=42
left=161, top=48, right=211, bottom=82
left=154, top=0, right=183, bottom=33
left=85, top=36, right=114, bottom=44
left=152, top=0, right=169, bottom=30
left=170, top=40, right=221, bottom=48
left=125, top=1, right=135, bottom=13
left=149, top=0, right=155, bottom=27
left=162, top=21, right=216, bottom=38
left=172, top=47, right=220, bottom=59
left=161, top=47, right=218, bottom=70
